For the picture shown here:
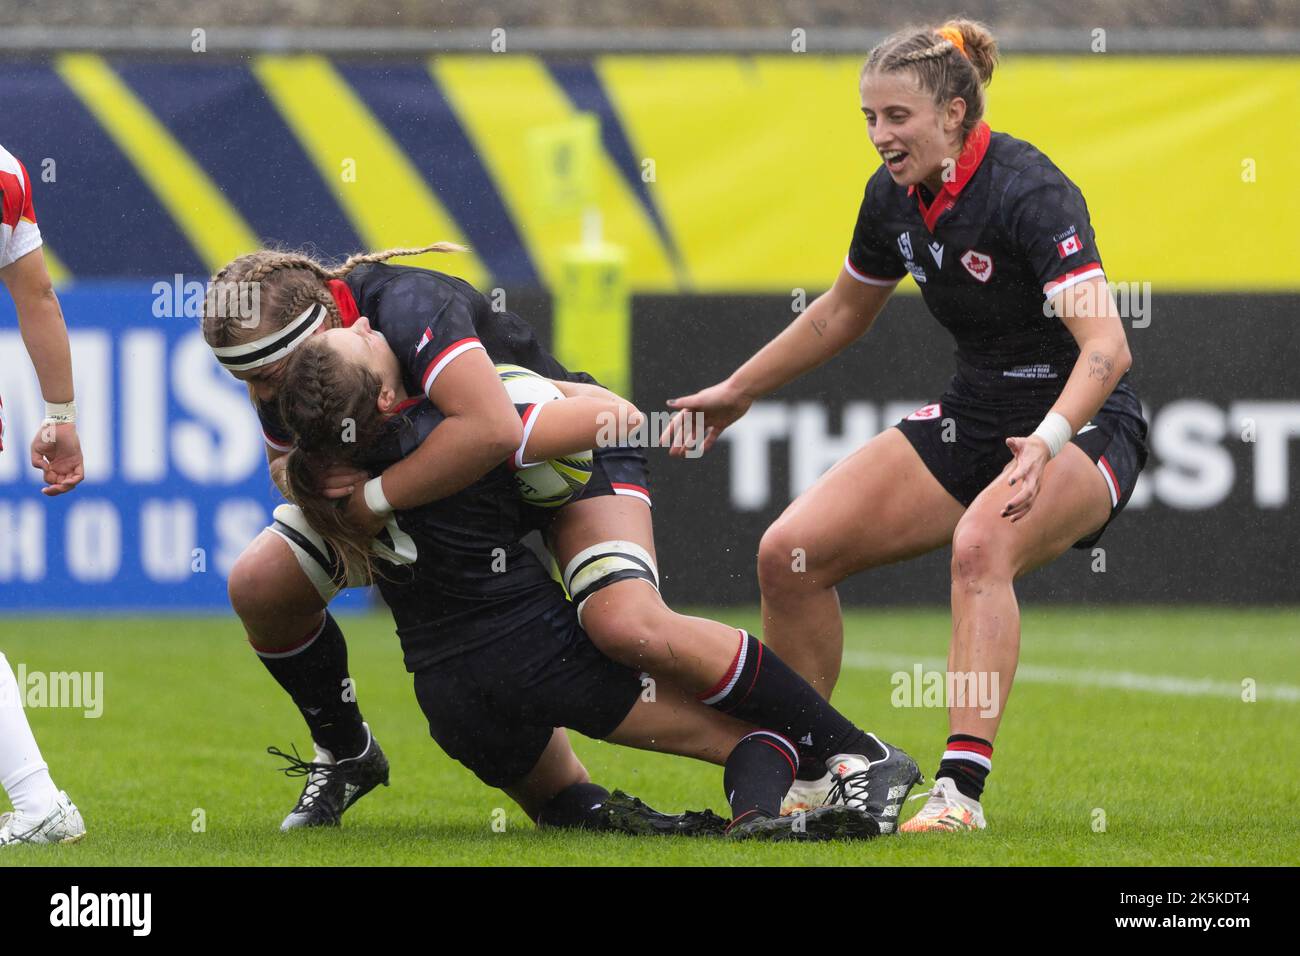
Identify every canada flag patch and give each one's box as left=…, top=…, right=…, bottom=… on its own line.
left=960, top=249, right=993, bottom=283
left=1056, top=234, right=1082, bottom=258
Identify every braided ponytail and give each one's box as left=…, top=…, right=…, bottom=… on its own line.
left=329, top=242, right=466, bottom=280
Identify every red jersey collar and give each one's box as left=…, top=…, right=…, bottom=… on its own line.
left=327, top=279, right=361, bottom=327
left=390, top=396, right=422, bottom=416
left=908, top=121, right=991, bottom=233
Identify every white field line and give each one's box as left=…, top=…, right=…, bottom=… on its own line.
left=842, top=651, right=1300, bottom=703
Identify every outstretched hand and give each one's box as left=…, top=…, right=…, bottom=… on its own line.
left=660, top=380, right=754, bottom=459
left=1001, top=435, right=1051, bottom=522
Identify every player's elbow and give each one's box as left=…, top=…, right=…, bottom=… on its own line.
left=1087, top=334, right=1132, bottom=382
left=1112, top=337, right=1133, bottom=377
left=486, top=412, right=525, bottom=461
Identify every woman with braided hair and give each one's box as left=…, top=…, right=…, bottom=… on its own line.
left=204, top=242, right=544, bottom=828
left=260, top=325, right=902, bottom=839
left=205, top=244, right=921, bottom=834
left=663, top=19, right=1148, bottom=832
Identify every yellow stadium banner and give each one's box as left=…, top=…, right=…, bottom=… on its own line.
left=553, top=243, right=630, bottom=398
left=526, top=113, right=601, bottom=219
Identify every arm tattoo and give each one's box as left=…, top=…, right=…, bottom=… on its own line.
left=1088, top=351, right=1114, bottom=386
left=809, top=316, right=828, bottom=338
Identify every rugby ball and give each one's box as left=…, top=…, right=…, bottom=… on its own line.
left=496, top=364, right=594, bottom=507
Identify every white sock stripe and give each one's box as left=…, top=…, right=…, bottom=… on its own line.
left=254, top=615, right=327, bottom=659
left=700, top=635, right=748, bottom=706
left=744, top=730, right=800, bottom=766
left=942, top=749, right=992, bottom=771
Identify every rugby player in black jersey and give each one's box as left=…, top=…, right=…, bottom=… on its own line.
left=268, top=322, right=904, bottom=840
left=203, top=247, right=921, bottom=833
left=663, top=19, right=1148, bottom=832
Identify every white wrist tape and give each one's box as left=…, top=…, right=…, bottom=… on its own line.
left=362, top=476, right=393, bottom=516
left=43, top=400, right=76, bottom=424
left=1031, top=411, right=1073, bottom=459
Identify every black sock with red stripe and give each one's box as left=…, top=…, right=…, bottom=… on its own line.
left=936, top=734, right=993, bottom=801
left=723, top=731, right=799, bottom=826
left=252, top=611, right=369, bottom=759
left=699, top=631, right=885, bottom=780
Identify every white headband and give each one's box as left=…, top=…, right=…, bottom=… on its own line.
left=210, top=302, right=327, bottom=372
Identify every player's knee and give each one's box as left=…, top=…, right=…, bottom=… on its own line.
left=950, top=521, right=1013, bottom=589
left=227, top=546, right=278, bottom=624
left=580, top=583, right=668, bottom=657
left=758, top=521, right=818, bottom=597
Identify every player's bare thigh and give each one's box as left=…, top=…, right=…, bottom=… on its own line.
left=759, top=426, right=965, bottom=587
left=547, top=487, right=748, bottom=682
left=546, top=492, right=663, bottom=631
left=953, top=443, right=1112, bottom=579
left=547, top=492, right=658, bottom=569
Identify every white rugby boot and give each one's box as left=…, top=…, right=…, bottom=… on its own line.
left=780, top=771, right=833, bottom=816
left=823, top=736, right=923, bottom=834
left=0, top=790, right=86, bottom=845
left=899, top=776, right=986, bottom=833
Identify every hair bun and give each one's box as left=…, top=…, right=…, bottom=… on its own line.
left=940, top=19, right=998, bottom=86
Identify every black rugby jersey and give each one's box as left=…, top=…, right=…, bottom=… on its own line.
left=258, top=262, right=575, bottom=450
left=846, top=122, right=1127, bottom=400
left=363, top=397, right=564, bottom=671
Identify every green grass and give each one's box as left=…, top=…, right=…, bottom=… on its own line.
left=1, top=607, right=1296, bottom=866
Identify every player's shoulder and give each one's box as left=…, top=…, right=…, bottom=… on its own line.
left=986, top=130, right=1084, bottom=202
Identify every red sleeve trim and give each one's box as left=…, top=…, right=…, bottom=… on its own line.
left=844, top=255, right=905, bottom=286
left=1043, top=262, right=1104, bottom=297
left=420, top=337, right=485, bottom=395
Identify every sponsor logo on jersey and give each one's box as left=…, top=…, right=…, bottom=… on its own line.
left=928, top=241, right=944, bottom=268
left=906, top=261, right=927, bottom=284
left=906, top=402, right=942, bottom=421
left=897, top=232, right=913, bottom=261
left=960, top=249, right=994, bottom=283
left=415, top=326, right=433, bottom=353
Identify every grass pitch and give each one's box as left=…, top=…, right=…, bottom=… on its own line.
left=0, top=606, right=1295, bottom=866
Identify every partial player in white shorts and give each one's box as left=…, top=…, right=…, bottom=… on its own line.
left=0, top=142, right=86, bottom=845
